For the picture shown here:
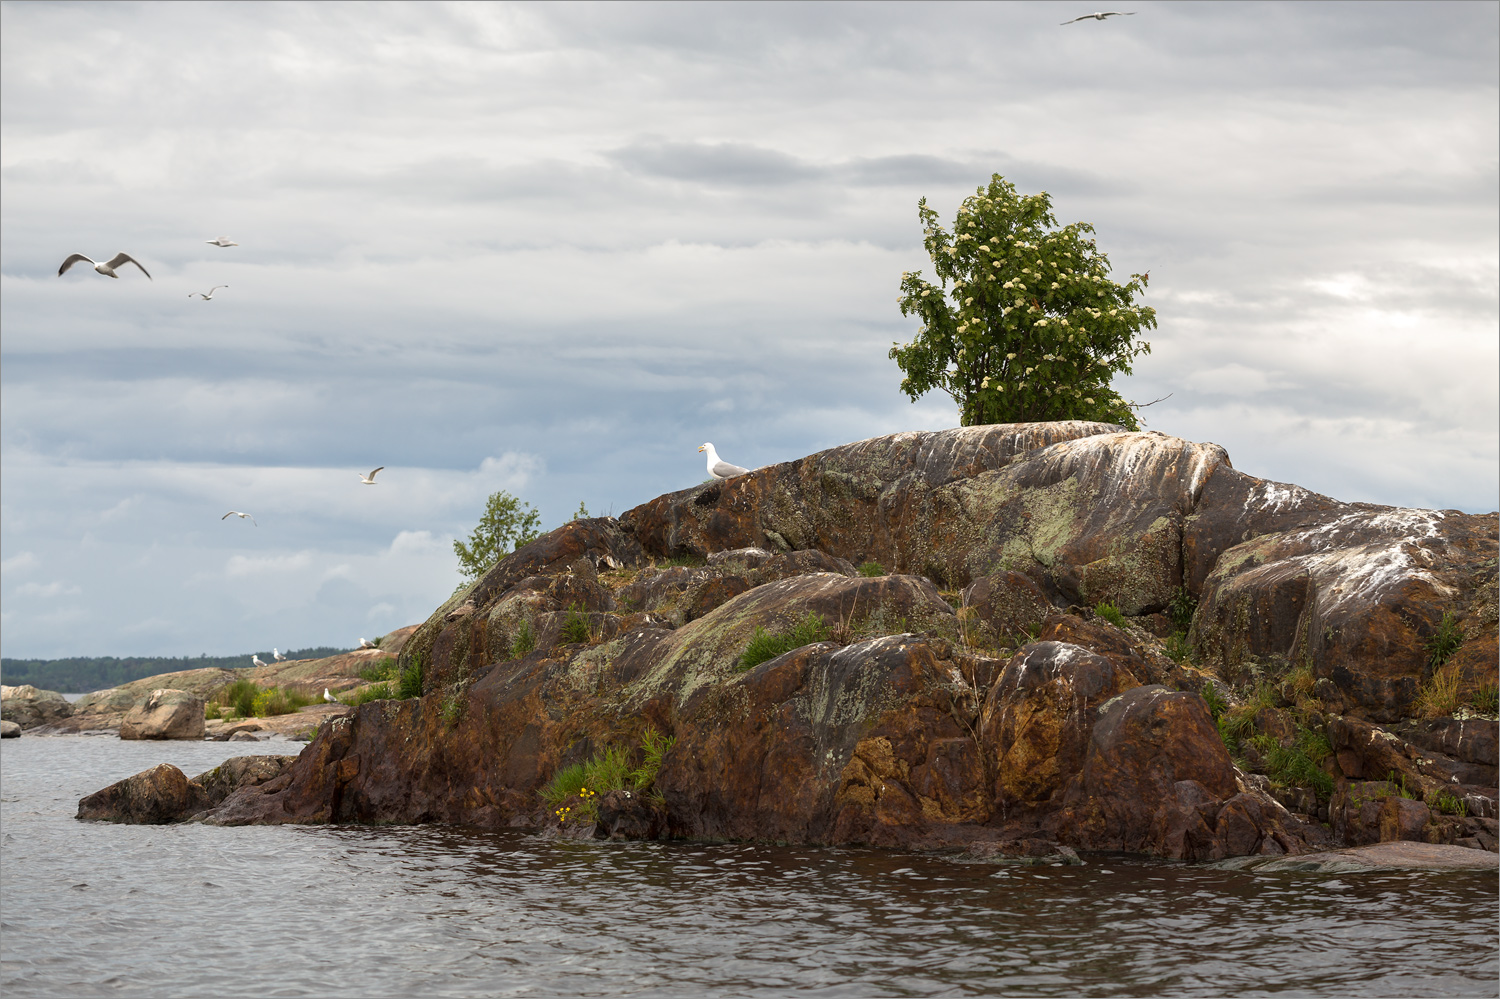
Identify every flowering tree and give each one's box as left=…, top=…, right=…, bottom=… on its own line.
left=889, top=174, right=1155, bottom=429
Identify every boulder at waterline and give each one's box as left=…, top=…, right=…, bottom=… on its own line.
left=1, top=684, right=74, bottom=730
left=118, top=689, right=205, bottom=741
left=1, top=719, right=21, bottom=738
left=77, top=755, right=297, bottom=823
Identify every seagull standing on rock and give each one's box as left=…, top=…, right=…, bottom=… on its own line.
left=273, top=648, right=286, bottom=662
left=324, top=688, right=337, bottom=704
left=58, top=253, right=152, bottom=280
left=358, top=637, right=377, bottom=649
left=699, top=443, right=749, bottom=479
left=252, top=655, right=268, bottom=667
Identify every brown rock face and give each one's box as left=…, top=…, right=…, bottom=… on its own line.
left=76, top=425, right=1497, bottom=862
left=118, top=689, right=206, bottom=740
left=77, top=756, right=297, bottom=824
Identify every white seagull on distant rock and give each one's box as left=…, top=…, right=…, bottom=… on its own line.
left=358, top=637, right=377, bottom=649
left=324, top=688, right=337, bottom=704
left=252, top=655, right=268, bottom=667
left=1061, top=10, right=1136, bottom=23
left=206, top=237, right=239, bottom=247
left=189, top=285, right=228, bottom=300
left=273, top=648, right=286, bottom=662
left=358, top=467, right=384, bottom=485
left=58, top=252, right=152, bottom=280
left=699, top=443, right=749, bottom=480
left=222, top=511, right=257, bottom=526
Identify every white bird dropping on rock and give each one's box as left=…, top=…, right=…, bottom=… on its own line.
left=699, top=443, right=750, bottom=479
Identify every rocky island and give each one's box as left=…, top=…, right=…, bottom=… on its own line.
left=76, top=424, right=1499, bottom=865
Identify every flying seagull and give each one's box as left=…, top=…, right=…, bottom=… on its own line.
left=699, top=443, right=749, bottom=479
left=358, top=466, right=384, bottom=485
left=189, top=285, right=228, bottom=300
left=222, top=510, right=257, bottom=526
left=252, top=655, right=268, bottom=667
left=1062, top=11, right=1136, bottom=23
left=272, top=648, right=286, bottom=662
left=323, top=688, right=337, bottom=704
left=206, top=237, right=239, bottom=247
left=57, top=253, right=152, bottom=280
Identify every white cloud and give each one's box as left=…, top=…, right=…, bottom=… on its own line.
left=1, top=551, right=39, bottom=575
left=226, top=552, right=314, bottom=578
left=12, top=580, right=81, bottom=599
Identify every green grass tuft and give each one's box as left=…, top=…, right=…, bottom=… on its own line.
left=1472, top=682, right=1499, bottom=715
left=631, top=727, right=676, bottom=793
left=359, top=657, right=399, bottom=683
left=396, top=653, right=424, bottom=699
left=342, top=682, right=393, bottom=706
left=1094, top=602, right=1126, bottom=629
left=512, top=619, right=536, bottom=657
left=1426, top=611, right=1464, bottom=669
left=1200, top=682, right=1227, bottom=722
left=857, top=561, right=885, bottom=578
left=1164, top=633, right=1193, bottom=664
left=739, top=612, right=830, bottom=671
left=1167, top=585, right=1197, bottom=634
left=560, top=604, right=592, bottom=644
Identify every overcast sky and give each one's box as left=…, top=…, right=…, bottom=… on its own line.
left=2, top=1, right=1496, bottom=660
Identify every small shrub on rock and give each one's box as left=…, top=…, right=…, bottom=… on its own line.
left=1425, top=611, right=1464, bottom=669
left=396, top=654, right=424, bottom=699
left=512, top=619, right=536, bottom=657
left=1167, top=585, right=1197, bottom=634
left=344, top=682, right=393, bottom=707
left=560, top=604, right=592, bottom=644
left=359, top=658, right=398, bottom=683
left=857, top=561, right=885, bottom=578
left=1094, top=602, right=1126, bottom=629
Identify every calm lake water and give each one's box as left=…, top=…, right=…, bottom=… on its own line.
left=2, top=735, right=1496, bottom=998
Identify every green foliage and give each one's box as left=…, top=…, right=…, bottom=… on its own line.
left=572, top=501, right=590, bottom=521
left=359, top=657, right=398, bottom=683
left=219, top=679, right=261, bottom=719
left=204, top=701, right=221, bottom=720
left=1261, top=732, right=1335, bottom=799
left=857, top=561, right=886, bottom=578
left=1217, top=706, right=1257, bottom=751
left=1200, top=682, right=1227, bottom=722
left=1426, top=612, right=1464, bottom=668
left=1472, top=682, right=1499, bottom=715
left=560, top=604, right=592, bottom=645
left=1280, top=663, right=1316, bottom=702
left=342, top=682, right=393, bottom=706
left=396, top=653, right=423, bottom=699
left=1163, top=633, right=1194, bottom=664
left=1427, top=789, right=1469, bottom=817
left=453, top=489, right=542, bottom=582
left=248, top=686, right=312, bottom=717
left=541, top=731, right=678, bottom=825
left=512, top=619, right=536, bottom=657
left=664, top=553, right=707, bottom=568
left=440, top=689, right=467, bottom=728
left=631, top=727, right=676, bottom=793
left=739, top=612, right=831, bottom=671
left=889, top=173, right=1155, bottom=428
left=1167, top=586, right=1197, bottom=634
left=1094, top=601, right=1126, bottom=629
left=1415, top=662, right=1463, bottom=719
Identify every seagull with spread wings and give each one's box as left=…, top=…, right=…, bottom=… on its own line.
left=206, top=237, right=239, bottom=247
left=1061, top=11, right=1136, bottom=24
left=58, top=253, right=152, bottom=280
left=358, top=467, right=384, bottom=485
left=189, top=285, right=228, bottom=300
left=222, top=510, right=257, bottom=526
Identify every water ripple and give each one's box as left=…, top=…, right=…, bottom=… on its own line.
left=3, top=737, right=1496, bottom=997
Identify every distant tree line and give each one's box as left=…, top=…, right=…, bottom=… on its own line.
left=0, top=647, right=352, bottom=694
